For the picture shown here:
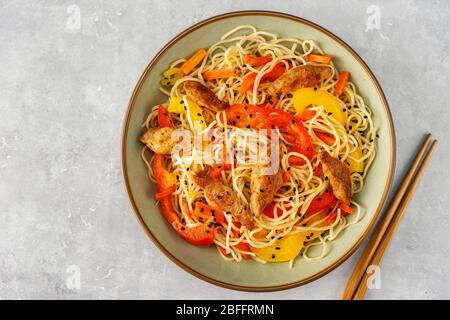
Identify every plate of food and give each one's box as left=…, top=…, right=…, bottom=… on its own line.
left=122, top=11, right=395, bottom=291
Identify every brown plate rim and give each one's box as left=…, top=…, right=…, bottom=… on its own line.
left=121, top=10, right=396, bottom=292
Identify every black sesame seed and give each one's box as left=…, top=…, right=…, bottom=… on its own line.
left=275, top=247, right=280, bottom=250
left=260, top=189, right=264, bottom=193
left=272, top=254, right=275, bottom=259
left=306, top=235, right=310, bottom=240
left=376, top=134, right=380, bottom=138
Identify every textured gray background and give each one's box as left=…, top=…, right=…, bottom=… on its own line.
left=1, top=0, right=449, bottom=300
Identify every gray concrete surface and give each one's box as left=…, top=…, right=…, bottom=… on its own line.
left=0, top=0, right=449, bottom=299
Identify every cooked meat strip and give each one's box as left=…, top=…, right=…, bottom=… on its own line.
left=318, top=150, right=352, bottom=204
left=193, top=169, right=253, bottom=228
left=140, top=127, right=175, bottom=155
left=183, top=80, right=229, bottom=112
left=250, top=166, right=283, bottom=216
left=267, top=64, right=332, bottom=102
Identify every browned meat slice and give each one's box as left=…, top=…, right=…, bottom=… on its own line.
left=183, top=80, right=229, bottom=112
left=250, top=166, right=283, bottom=216
left=193, top=170, right=253, bottom=228
left=318, top=151, right=352, bottom=204
left=140, top=127, right=175, bottom=154
left=267, top=64, right=332, bottom=101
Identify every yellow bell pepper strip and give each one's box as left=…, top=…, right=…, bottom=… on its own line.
left=306, top=53, right=332, bottom=64
left=335, top=71, right=350, bottom=96
left=202, top=68, right=236, bottom=81
left=160, top=67, right=183, bottom=86
left=152, top=154, right=214, bottom=246
left=168, top=95, right=206, bottom=130
left=180, top=48, right=208, bottom=75
left=252, top=232, right=306, bottom=262
left=168, top=96, right=185, bottom=114
left=347, top=146, right=364, bottom=173
left=292, top=88, right=347, bottom=125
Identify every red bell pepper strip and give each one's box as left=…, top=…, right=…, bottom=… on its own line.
left=152, top=154, right=214, bottom=246
left=225, top=104, right=315, bottom=165
left=298, top=109, right=317, bottom=121
left=157, top=104, right=173, bottom=128
left=282, top=171, right=291, bottom=183
left=263, top=202, right=292, bottom=218
left=210, top=164, right=231, bottom=178
left=239, top=62, right=287, bottom=94
left=305, top=191, right=337, bottom=215
left=155, top=185, right=176, bottom=200
left=315, top=131, right=336, bottom=146
left=339, top=202, right=354, bottom=214
left=217, top=230, right=252, bottom=260
left=225, top=104, right=269, bottom=129
left=326, top=211, right=338, bottom=225
left=287, top=117, right=315, bottom=165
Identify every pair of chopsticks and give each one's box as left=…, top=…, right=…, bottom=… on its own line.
left=342, top=133, right=438, bottom=300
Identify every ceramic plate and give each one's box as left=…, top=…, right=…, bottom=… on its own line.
left=122, top=11, right=396, bottom=291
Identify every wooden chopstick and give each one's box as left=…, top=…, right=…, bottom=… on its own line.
left=341, top=133, right=434, bottom=300
left=351, top=139, right=437, bottom=299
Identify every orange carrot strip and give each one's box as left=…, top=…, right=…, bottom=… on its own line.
left=243, top=54, right=273, bottom=67
left=203, top=68, right=235, bottom=81
left=335, top=71, right=350, bottom=96
left=239, top=72, right=257, bottom=94
left=180, top=48, right=207, bottom=75
left=306, top=54, right=332, bottom=64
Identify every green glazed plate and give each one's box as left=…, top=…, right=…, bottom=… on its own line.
left=122, top=11, right=396, bottom=291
